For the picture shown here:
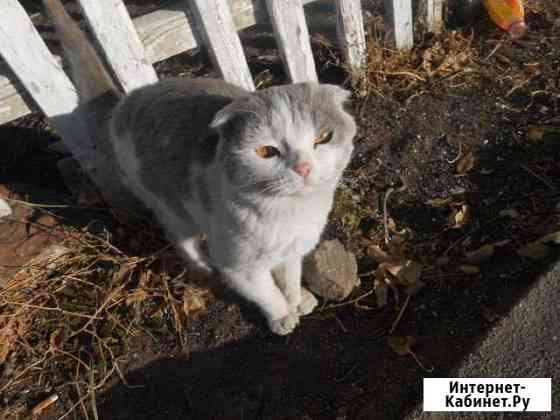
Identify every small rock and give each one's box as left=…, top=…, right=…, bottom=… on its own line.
left=0, top=198, right=12, bottom=219
left=303, top=240, right=359, bottom=301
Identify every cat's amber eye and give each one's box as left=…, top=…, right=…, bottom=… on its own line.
left=256, top=145, right=281, bottom=159
left=314, top=130, right=333, bottom=147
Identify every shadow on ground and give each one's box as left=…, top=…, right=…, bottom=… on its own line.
left=97, top=255, right=559, bottom=420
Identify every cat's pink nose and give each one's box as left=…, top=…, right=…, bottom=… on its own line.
left=293, top=162, right=312, bottom=178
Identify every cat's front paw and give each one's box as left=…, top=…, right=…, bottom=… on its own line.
left=297, top=288, right=318, bottom=316
left=268, top=313, right=300, bottom=335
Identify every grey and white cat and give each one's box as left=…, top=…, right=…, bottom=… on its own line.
left=44, top=0, right=356, bottom=335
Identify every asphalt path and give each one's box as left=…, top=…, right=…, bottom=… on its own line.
left=406, top=260, right=560, bottom=419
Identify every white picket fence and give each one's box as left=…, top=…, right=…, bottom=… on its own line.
left=0, top=0, right=445, bottom=129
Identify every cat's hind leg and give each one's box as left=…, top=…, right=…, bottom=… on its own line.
left=176, top=236, right=213, bottom=275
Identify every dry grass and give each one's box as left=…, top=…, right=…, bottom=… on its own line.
left=349, top=0, right=560, bottom=104
left=0, top=210, right=211, bottom=418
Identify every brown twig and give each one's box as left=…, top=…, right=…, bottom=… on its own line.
left=389, top=294, right=411, bottom=334
left=382, top=175, right=408, bottom=243
left=409, top=349, right=434, bottom=373
left=1, top=301, right=102, bottom=320
left=519, top=163, right=555, bottom=190
left=324, top=288, right=376, bottom=310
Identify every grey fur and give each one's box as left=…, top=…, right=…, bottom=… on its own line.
left=44, top=0, right=357, bottom=335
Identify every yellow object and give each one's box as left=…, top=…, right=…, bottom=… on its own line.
left=482, top=0, right=526, bottom=39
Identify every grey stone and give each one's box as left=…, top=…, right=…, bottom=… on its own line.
left=303, top=239, right=359, bottom=301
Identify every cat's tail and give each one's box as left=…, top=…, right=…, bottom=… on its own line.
left=42, top=0, right=119, bottom=102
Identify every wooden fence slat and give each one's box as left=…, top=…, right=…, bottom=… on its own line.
left=0, top=1, right=81, bottom=139
left=0, top=0, right=322, bottom=126
left=134, top=3, right=197, bottom=66
left=188, top=0, right=255, bottom=91
left=77, top=0, right=158, bottom=92
left=425, top=0, right=444, bottom=34
left=334, top=0, right=366, bottom=74
left=384, top=0, right=413, bottom=50
left=134, top=0, right=317, bottom=65
left=0, top=0, right=135, bottom=209
left=0, top=69, right=33, bottom=125
left=265, top=0, right=318, bottom=83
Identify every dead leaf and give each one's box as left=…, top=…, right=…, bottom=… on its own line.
left=387, top=217, right=407, bottom=235
left=437, top=51, right=470, bottom=74
left=456, top=149, right=475, bottom=175
left=539, top=230, right=560, bottom=245
left=449, top=204, right=470, bottom=229
left=459, top=264, right=480, bottom=275
left=31, top=394, right=59, bottom=416
left=182, top=285, right=212, bottom=317
left=374, top=258, right=423, bottom=307
left=528, top=125, right=546, bottom=142
left=386, top=217, right=397, bottom=232
left=386, top=260, right=423, bottom=286
left=422, top=48, right=435, bottom=75
left=464, top=244, right=495, bottom=264
left=388, top=335, right=434, bottom=372
left=517, top=242, right=552, bottom=260
left=369, top=244, right=393, bottom=263
left=499, top=209, right=520, bottom=219
left=388, top=335, right=415, bottom=356
left=385, top=235, right=407, bottom=259
left=527, top=125, right=560, bottom=142
left=425, top=197, right=453, bottom=208
left=517, top=230, right=560, bottom=260
left=370, top=225, right=422, bottom=308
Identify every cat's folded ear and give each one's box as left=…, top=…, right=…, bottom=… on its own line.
left=210, top=103, right=259, bottom=133
left=210, top=106, right=235, bottom=131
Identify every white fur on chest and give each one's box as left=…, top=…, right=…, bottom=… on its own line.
left=209, top=191, right=333, bottom=268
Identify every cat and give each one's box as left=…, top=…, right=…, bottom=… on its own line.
left=43, top=0, right=356, bottom=335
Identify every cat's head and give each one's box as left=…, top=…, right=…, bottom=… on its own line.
left=210, top=83, right=356, bottom=197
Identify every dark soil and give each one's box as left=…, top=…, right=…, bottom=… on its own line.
left=1, top=1, right=560, bottom=419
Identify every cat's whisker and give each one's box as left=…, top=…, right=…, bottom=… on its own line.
left=235, top=178, right=278, bottom=193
